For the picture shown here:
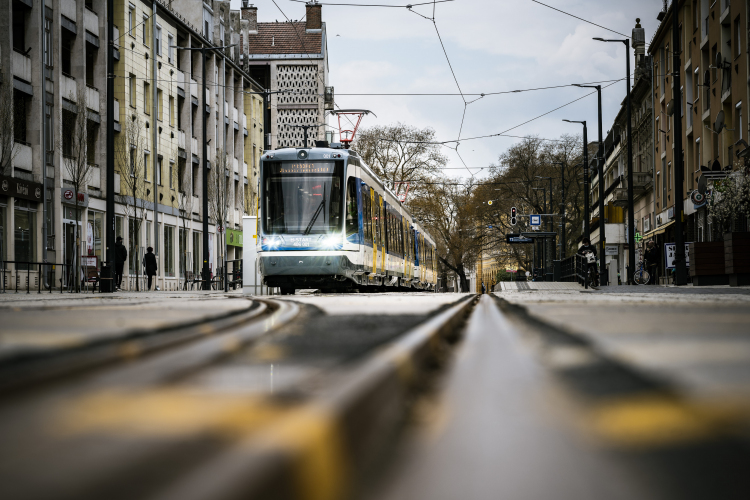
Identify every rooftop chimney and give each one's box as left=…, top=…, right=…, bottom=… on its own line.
left=306, top=2, right=322, bottom=31
left=241, top=2, right=257, bottom=32
left=632, top=18, right=646, bottom=68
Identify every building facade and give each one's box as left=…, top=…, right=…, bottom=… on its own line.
left=1, top=0, right=270, bottom=291
left=241, top=1, right=333, bottom=150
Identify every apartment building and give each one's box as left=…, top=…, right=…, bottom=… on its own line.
left=651, top=0, right=748, bottom=246
left=241, top=1, right=334, bottom=150
left=1, top=0, right=266, bottom=291
left=590, top=20, right=655, bottom=284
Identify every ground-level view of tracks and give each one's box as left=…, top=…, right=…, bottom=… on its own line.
left=0, top=286, right=749, bottom=500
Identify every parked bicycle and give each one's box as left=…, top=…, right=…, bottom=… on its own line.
left=633, top=259, right=650, bottom=285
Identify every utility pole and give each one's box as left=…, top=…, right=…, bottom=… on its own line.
left=671, top=4, right=687, bottom=285
left=105, top=0, right=115, bottom=292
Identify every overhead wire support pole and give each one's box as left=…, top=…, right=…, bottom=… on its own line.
left=105, top=0, right=115, bottom=292
left=672, top=1, right=687, bottom=285
left=562, top=119, right=589, bottom=241
left=573, top=83, right=608, bottom=285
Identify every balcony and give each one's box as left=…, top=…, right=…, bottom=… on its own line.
left=206, top=89, right=210, bottom=105
left=86, top=86, right=100, bottom=113
left=113, top=99, right=120, bottom=122
left=61, top=74, right=77, bottom=101
left=61, top=0, right=76, bottom=22
left=190, top=79, right=198, bottom=99
left=14, top=143, right=32, bottom=171
left=84, top=8, right=98, bottom=36
left=612, top=172, right=652, bottom=207
left=191, top=136, right=198, bottom=153
left=88, top=164, right=101, bottom=189
left=243, top=162, right=248, bottom=178
left=178, top=129, right=186, bottom=150
left=192, top=195, right=199, bottom=215
left=12, top=50, right=32, bottom=83
left=233, top=107, right=238, bottom=123
left=175, top=69, right=184, bottom=90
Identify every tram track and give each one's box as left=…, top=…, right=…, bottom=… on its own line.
left=0, top=294, right=477, bottom=500
left=0, top=297, right=294, bottom=394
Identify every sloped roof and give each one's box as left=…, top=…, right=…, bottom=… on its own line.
left=248, top=22, right=322, bottom=55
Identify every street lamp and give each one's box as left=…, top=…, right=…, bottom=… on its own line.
left=562, top=119, right=589, bottom=240
left=573, top=83, right=607, bottom=285
left=172, top=42, right=237, bottom=290
left=594, top=36, right=635, bottom=285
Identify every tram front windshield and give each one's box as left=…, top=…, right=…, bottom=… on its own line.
left=263, top=161, right=343, bottom=234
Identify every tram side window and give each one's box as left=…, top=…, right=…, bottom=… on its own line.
left=379, top=198, right=385, bottom=248
left=363, top=186, right=371, bottom=244
left=346, top=178, right=358, bottom=240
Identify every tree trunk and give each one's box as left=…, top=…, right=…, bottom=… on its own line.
left=456, top=267, right=468, bottom=292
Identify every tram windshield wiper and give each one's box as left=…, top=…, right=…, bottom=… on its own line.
left=303, top=192, right=326, bottom=235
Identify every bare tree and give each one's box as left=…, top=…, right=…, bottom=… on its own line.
left=176, top=154, right=194, bottom=289
left=60, top=88, right=92, bottom=292
left=208, top=148, right=231, bottom=283
left=115, top=115, right=149, bottom=290
left=0, top=83, right=20, bottom=177
left=352, top=123, right=448, bottom=202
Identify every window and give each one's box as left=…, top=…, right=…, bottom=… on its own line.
left=345, top=178, right=358, bottom=241
left=128, top=4, right=135, bottom=36
left=168, top=34, right=174, bottom=64
left=13, top=90, right=30, bottom=145
left=157, top=89, right=163, bottom=120
left=737, top=102, right=743, bottom=141
left=44, top=18, right=53, bottom=68
left=86, top=42, right=97, bottom=87
left=46, top=188, right=55, bottom=250
left=87, top=211, right=103, bottom=265
left=144, top=82, right=150, bottom=114
left=165, top=226, right=175, bottom=277
left=12, top=2, right=27, bottom=53
left=129, top=74, right=136, bottom=107
left=14, top=199, right=36, bottom=270
left=192, top=231, right=201, bottom=277
left=129, top=145, right=136, bottom=176
left=178, top=159, right=186, bottom=193
left=86, top=121, right=97, bottom=164
left=44, top=104, right=54, bottom=166
left=144, top=152, right=149, bottom=180
left=735, top=17, right=741, bottom=57
left=157, top=156, right=163, bottom=185
left=667, top=161, right=672, bottom=200
left=711, top=44, right=718, bottom=81
left=169, top=96, right=174, bottom=126
left=61, top=30, right=73, bottom=76
left=142, top=14, right=149, bottom=45
left=155, top=25, right=162, bottom=56
left=659, top=46, right=666, bottom=94
left=129, top=218, right=140, bottom=273
left=169, top=160, right=174, bottom=189
left=203, top=7, right=213, bottom=39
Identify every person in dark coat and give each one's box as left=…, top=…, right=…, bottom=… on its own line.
left=644, top=240, right=660, bottom=285
left=114, top=236, right=127, bottom=290
left=481, top=281, right=486, bottom=294
left=144, top=246, right=157, bottom=291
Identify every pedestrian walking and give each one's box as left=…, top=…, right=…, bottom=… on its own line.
left=114, top=236, right=127, bottom=290
left=144, top=246, right=157, bottom=291
left=645, top=241, right=660, bottom=285
left=481, top=281, right=486, bottom=294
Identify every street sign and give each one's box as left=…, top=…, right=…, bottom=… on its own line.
left=665, top=243, right=691, bottom=269
left=506, top=269, right=517, bottom=273
left=530, top=214, right=541, bottom=227
left=506, top=233, right=533, bottom=244
left=605, top=245, right=618, bottom=256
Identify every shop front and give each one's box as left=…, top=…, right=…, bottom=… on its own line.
left=1, top=175, right=44, bottom=290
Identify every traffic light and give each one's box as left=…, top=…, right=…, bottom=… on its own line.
left=511, top=206, right=517, bottom=226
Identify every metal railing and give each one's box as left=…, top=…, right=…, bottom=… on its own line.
left=559, top=254, right=587, bottom=284
left=2, top=261, right=72, bottom=294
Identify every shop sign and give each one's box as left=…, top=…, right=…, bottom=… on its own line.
left=0, top=175, right=43, bottom=203
left=61, top=187, right=89, bottom=207
left=226, top=228, right=243, bottom=247
left=664, top=243, right=692, bottom=269
left=605, top=245, right=619, bottom=255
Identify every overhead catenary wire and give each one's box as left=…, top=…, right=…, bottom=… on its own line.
left=288, top=0, right=454, bottom=6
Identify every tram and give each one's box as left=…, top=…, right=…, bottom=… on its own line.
left=257, top=143, right=438, bottom=294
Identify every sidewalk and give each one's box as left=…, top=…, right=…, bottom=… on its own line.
left=495, top=287, right=750, bottom=400
left=0, top=291, right=251, bottom=360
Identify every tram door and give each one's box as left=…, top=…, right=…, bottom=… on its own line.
left=368, top=188, right=378, bottom=274
left=379, top=195, right=385, bottom=273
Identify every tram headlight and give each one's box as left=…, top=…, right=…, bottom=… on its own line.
left=320, top=234, right=341, bottom=249
left=262, top=236, right=281, bottom=249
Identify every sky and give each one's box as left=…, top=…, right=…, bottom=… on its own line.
left=231, top=0, right=663, bottom=180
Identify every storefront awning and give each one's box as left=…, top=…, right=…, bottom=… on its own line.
left=642, top=220, right=674, bottom=239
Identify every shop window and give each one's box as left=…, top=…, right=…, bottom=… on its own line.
left=14, top=199, right=36, bottom=269
left=192, top=231, right=201, bottom=276
left=87, top=211, right=103, bottom=265
left=164, top=225, right=174, bottom=277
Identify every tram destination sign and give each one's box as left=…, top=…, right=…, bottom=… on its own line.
left=271, top=162, right=336, bottom=175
